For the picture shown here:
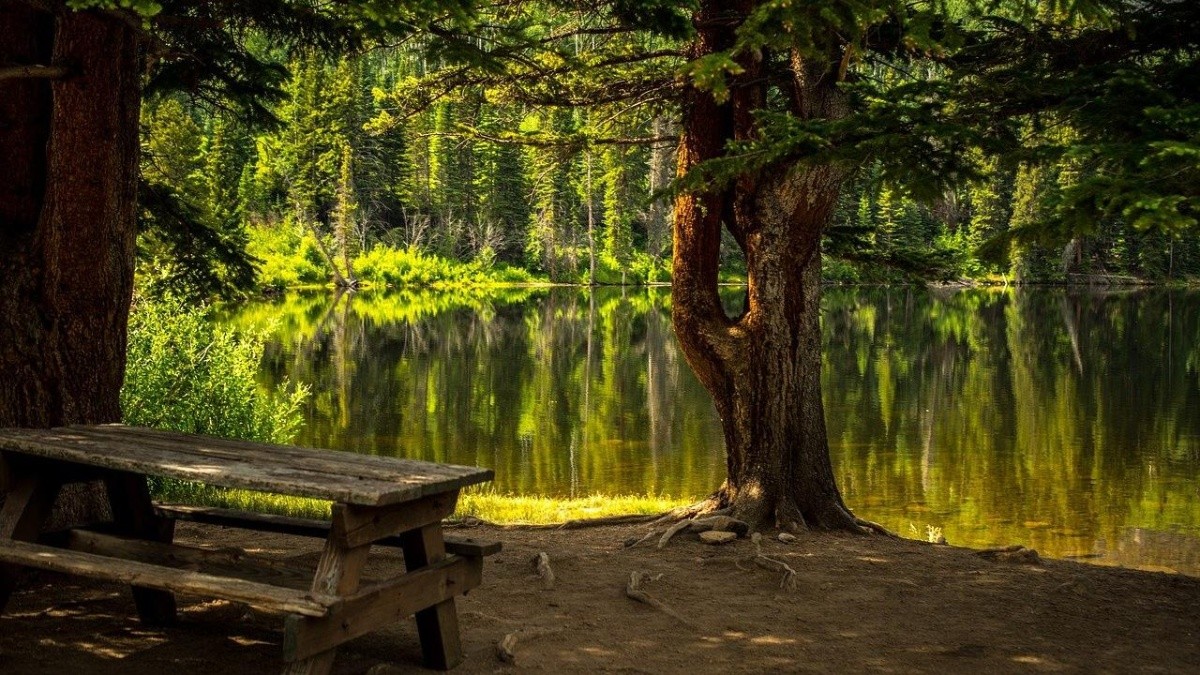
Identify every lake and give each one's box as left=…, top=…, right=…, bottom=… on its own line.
left=222, top=286, right=1200, bottom=576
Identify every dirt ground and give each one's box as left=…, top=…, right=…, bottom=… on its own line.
left=2, top=521, right=1199, bottom=674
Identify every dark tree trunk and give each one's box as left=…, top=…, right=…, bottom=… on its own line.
left=0, top=6, right=143, bottom=523
left=670, top=0, right=866, bottom=532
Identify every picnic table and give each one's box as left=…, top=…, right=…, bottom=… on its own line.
left=0, top=424, right=498, bottom=674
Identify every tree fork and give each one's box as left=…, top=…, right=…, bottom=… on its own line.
left=670, top=0, right=876, bottom=535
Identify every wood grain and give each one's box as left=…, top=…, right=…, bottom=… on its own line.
left=0, top=539, right=337, bottom=616
left=0, top=425, right=493, bottom=506
left=153, top=504, right=502, bottom=557
left=283, top=554, right=482, bottom=662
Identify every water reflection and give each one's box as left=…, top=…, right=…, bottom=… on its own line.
left=223, top=286, right=1200, bottom=576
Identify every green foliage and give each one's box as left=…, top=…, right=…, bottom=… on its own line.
left=247, top=222, right=330, bottom=289
left=352, top=246, right=538, bottom=288
left=121, top=297, right=308, bottom=444
left=131, top=0, right=1200, bottom=288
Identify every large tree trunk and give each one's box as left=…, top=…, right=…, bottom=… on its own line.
left=670, top=0, right=866, bottom=532
left=0, top=6, right=143, bottom=523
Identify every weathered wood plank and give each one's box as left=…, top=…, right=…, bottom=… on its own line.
left=153, top=504, right=502, bottom=557
left=0, top=467, right=61, bottom=613
left=0, top=539, right=337, bottom=617
left=283, top=554, right=482, bottom=662
left=89, top=425, right=482, bottom=481
left=64, top=426, right=486, bottom=503
left=77, top=425, right=487, bottom=487
left=401, top=524, right=464, bottom=670
left=67, top=530, right=318, bottom=592
left=0, top=426, right=493, bottom=506
left=332, top=492, right=458, bottom=549
left=282, top=505, right=371, bottom=675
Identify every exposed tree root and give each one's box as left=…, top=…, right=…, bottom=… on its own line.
left=450, top=513, right=665, bottom=531
left=651, top=493, right=729, bottom=525
left=853, top=517, right=898, bottom=538
left=657, top=520, right=692, bottom=549
left=740, top=533, right=797, bottom=591
left=556, top=513, right=664, bottom=529
left=649, top=488, right=895, bottom=537
left=629, top=515, right=751, bottom=549
left=624, top=571, right=698, bottom=629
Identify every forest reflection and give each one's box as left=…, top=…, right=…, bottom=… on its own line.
left=223, top=286, right=1200, bottom=575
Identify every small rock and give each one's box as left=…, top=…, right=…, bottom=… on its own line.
left=699, top=531, right=737, bottom=545
left=777, top=532, right=797, bottom=544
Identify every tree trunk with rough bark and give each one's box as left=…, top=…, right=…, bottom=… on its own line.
left=670, top=0, right=869, bottom=532
left=0, top=6, right=143, bottom=524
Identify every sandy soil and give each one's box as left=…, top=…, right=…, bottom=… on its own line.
left=2, top=521, right=1198, bottom=674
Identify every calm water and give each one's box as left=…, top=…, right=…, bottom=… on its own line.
left=223, top=287, right=1200, bottom=576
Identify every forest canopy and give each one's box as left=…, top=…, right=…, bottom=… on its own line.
left=129, top=0, right=1200, bottom=299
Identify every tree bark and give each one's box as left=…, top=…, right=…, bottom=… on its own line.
left=670, top=0, right=864, bottom=532
left=0, top=6, right=143, bottom=524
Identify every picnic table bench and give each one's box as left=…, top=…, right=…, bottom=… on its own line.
left=0, top=424, right=499, bottom=674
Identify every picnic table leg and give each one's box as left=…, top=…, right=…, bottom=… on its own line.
left=0, top=463, right=61, bottom=614
left=283, top=504, right=371, bottom=675
left=104, top=471, right=178, bottom=625
left=400, top=522, right=463, bottom=670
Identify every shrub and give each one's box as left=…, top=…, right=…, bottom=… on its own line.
left=352, top=245, right=537, bottom=288
left=122, top=296, right=308, bottom=444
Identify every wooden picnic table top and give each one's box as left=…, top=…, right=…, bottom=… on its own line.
left=0, top=424, right=493, bottom=507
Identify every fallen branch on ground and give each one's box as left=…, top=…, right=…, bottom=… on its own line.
left=495, top=626, right=564, bottom=664
left=975, top=545, right=1040, bottom=565
left=624, top=571, right=698, bottom=629
left=531, top=551, right=555, bottom=588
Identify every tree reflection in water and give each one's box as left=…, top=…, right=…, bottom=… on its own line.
left=222, top=286, right=1200, bottom=575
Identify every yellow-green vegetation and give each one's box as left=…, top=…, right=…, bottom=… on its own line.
left=123, top=296, right=308, bottom=443
left=247, top=223, right=544, bottom=291
left=154, top=482, right=333, bottom=519
left=455, top=491, right=689, bottom=524
left=154, top=482, right=689, bottom=525
left=352, top=246, right=540, bottom=288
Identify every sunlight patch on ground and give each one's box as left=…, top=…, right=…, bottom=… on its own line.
left=154, top=481, right=693, bottom=524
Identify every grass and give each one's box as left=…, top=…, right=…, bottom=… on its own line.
left=456, top=491, right=690, bottom=524
left=152, top=481, right=692, bottom=525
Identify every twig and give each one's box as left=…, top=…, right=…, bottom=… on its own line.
left=624, top=571, right=698, bottom=629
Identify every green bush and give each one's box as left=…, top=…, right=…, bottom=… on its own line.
left=122, top=296, right=308, bottom=444
left=352, top=245, right=537, bottom=288
left=247, top=220, right=329, bottom=290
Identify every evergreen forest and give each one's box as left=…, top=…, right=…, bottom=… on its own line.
left=137, top=1, right=1200, bottom=300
